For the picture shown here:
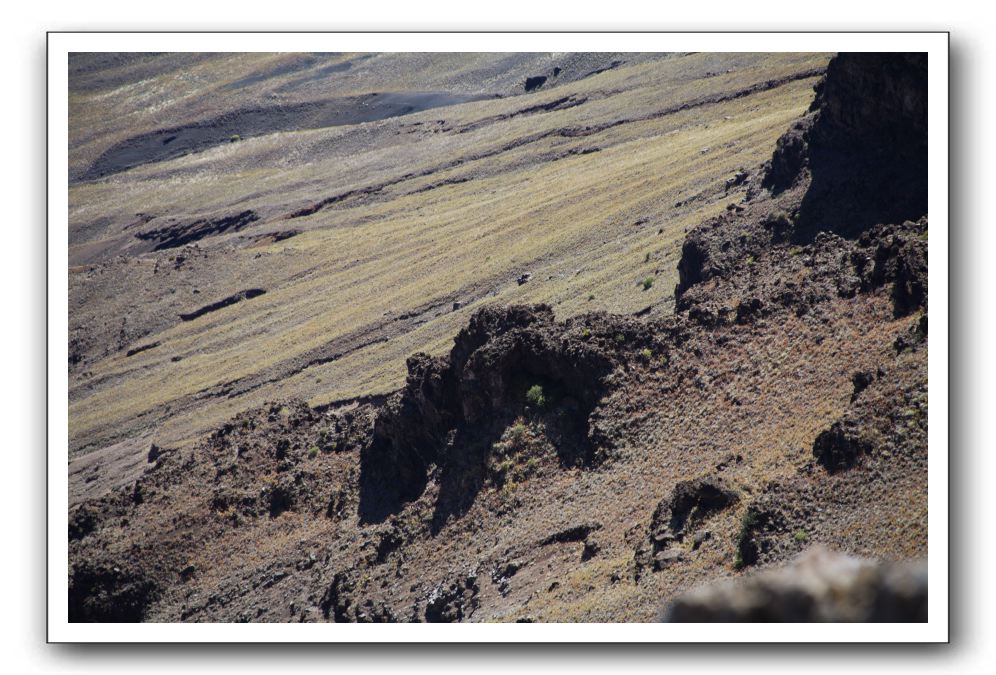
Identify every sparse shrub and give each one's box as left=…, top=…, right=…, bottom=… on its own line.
left=746, top=254, right=756, bottom=266
left=587, top=294, right=595, bottom=301
left=918, top=230, right=928, bottom=241
left=308, top=446, right=319, bottom=459
left=640, top=348, right=653, bottom=360
left=318, top=430, right=338, bottom=452
left=581, top=328, right=592, bottom=339
left=641, top=276, right=655, bottom=291
left=525, top=384, right=547, bottom=409
left=644, top=252, right=651, bottom=263
left=793, top=529, right=809, bottom=543
left=765, top=209, right=792, bottom=232
left=491, top=421, right=544, bottom=494
left=229, top=134, right=241, bottom=143
left=614, top=333, right=626, bottom=344
left=507, top=422, right=529, bottom=447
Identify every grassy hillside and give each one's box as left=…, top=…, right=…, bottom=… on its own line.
left=68, top=52, right=830, bottom=472
left=67, top=52, right=929, bottom=625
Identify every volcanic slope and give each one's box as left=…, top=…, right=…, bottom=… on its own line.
left=69, top=52, right=829, bottom=472
left=68, top=52, right=928, bottom=624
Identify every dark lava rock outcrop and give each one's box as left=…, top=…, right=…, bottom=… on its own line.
left=358, top=304, right=669, bottom=524
left=67, top=52, right=930, bottom=623
left=68, top=559, right=160, bottom=622
left=677, top=52, right=927, bottom=307
left=425, top=572, right=481, bottom=622
left=763, top=52, right=927, bottom=240
left=636, top=477, right=739, bottom=576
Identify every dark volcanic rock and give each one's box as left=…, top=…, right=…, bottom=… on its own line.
left=813, top=419, right=873, bottom=473
left=69, top=560, right=160, bottom=622
left=734, top=505, right=785, bottom=569
left=359, top=304, right=663, bottom=524
left=135, top=210, right=260, bottom=250
left=320, top=572, right=397, bottom=623
left=425, top=573, right=480, bottom=622
left=541, top=521, right=603, bottom=546
left=636, top=477, right=738, bottom=575
left=677, top=53, right=929, bottom=310
left=763, top=53, right=928, bottom=240
left=524, top=76, right=547, bottom=92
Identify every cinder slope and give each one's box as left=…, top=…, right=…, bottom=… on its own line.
left=68, top=52, right=928, bottom=624
left=69, top=53, right=828, bottom=467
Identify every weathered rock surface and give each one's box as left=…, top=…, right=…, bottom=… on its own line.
left=663, top=547, right=927, bottom=622
left=359, top=304, right=671, bottom=524
left=68, top=52, right=930, bottom=623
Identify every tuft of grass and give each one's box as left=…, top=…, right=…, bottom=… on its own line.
left=525, top=384, right=547, bottom=409
left=614, top=333, right=626, bottom=344
left=587, top=294, right=595, bottom=301
left=793, top=529, right=809, bottom=543
left=746, top=254, right=756, bottom=266
left=640, top=348, right=653, bottom=360
left=644, top=252, right=651, bottom=263
left=641, top=276, right=655, bottom=291
left=229, top=134, right=241, bottom=143
left=308, top=446, right=319, bottom=459
left=581, top=328, right=592, bottom=339
left=68, top=54, right=831, bottom=459
left=508, top=422, right=529, bottom=444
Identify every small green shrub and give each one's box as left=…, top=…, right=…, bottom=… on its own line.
left=746, top=254, right=756, bottom=266
left=640, top=348, right=653, bottom=360
left=525, top=385, right=547, bottom=408
left=229, top=134, right=241, bottom=143
left=793, top=529, right=809, bottom=543
left=581, top=328, right=592, bottom=339
left=641, top=276, right=655, bottom=291
left=614, top=333, right=626, bottom=344
left=587, top=294, right=595, bottom=301
left=308, top=446, right=319, bottom=459
left=507, top=422, right=529, bottom=446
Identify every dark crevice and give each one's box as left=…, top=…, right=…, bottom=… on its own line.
left=178, top=288, right=267, bottom=322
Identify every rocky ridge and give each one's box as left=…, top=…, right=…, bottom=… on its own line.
left=68, top=52, right=929, bottom=623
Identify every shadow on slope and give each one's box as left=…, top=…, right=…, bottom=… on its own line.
left=79, top=91, right=487, bottom=182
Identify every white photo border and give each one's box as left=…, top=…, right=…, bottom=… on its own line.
left=47, top=31, right=949, bottom=643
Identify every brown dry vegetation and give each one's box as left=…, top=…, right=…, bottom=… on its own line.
left=69, top=52, right=829, bottom=462
left=67, top=52, right=928, bottom=624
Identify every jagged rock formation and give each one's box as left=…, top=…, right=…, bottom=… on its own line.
left=762, top=52, right=928, bottom=240
left=359, top=304, right=670, bottom=525
left=68, top=52, right=929, bottom=623
left=636, top=477, right=739, bottom=576
left=677, top=52, right=928, bottom=302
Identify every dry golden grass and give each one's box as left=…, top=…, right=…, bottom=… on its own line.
left=69, top=53, right=830, bottom=456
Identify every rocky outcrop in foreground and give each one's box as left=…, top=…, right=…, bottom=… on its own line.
left=68, top=52, right=930, bottom=623
left=663, top=547, right=927, bottom=622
